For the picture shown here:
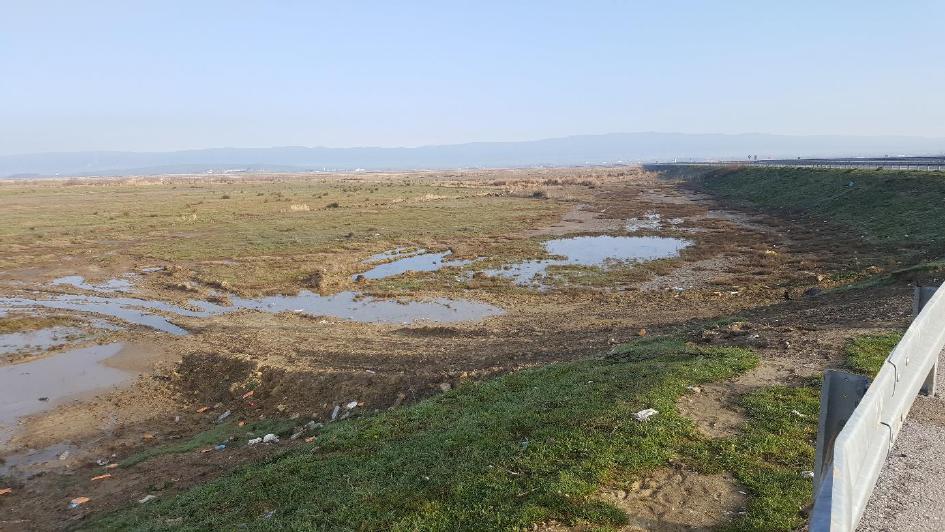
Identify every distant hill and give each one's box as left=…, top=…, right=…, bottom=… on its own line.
left=2, top=132, right=944, bottom=178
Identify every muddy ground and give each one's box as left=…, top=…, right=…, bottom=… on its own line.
left=0, top=168, right=918, bottom=530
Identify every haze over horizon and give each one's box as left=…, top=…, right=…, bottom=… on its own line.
left=3, top=1, right=944, bottom=157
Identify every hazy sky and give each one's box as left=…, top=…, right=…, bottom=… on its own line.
left=2, top=1, right=944, bottom=155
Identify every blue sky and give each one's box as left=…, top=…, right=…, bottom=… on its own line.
left=1, top=1, right=943, bottom=155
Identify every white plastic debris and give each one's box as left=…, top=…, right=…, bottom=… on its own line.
left=633, top=408, right=659, bottom=422
left=345, top=401, right=358, bottom=410
left=262, top=433, right=279, bottom=444
left=217, top=410, right=231, bottom=423
left=801, top=470, right=815, bottom=479
left=138, top=495, right=158, bottom=504
left=58, top=451, right=70, bottom=461
left=330, top=405, right=341, bottom=420
left=248, top=437, right=263, bottom=446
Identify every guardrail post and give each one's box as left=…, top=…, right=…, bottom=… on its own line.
left=814, top=370, right=871, bottom=493
left=915, top=286, right=939, bottom=396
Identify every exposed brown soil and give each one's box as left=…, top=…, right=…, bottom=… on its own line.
left=539, top=468, right=746, bottom=531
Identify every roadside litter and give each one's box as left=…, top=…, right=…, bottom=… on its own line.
left=262, top=433, right=279, bottom=444
left=138, top=495, right=158, bottom=504
left=633, top=408, right=659, bottom=422
left=196, top=406, right=210, bottom=413
left=217, top=410, right=232, bottom=423
left=69, top=497, right=91, bottom=509
left=91, top=474, right=111, bottom=481
left=0, top=488, right=12, bottom=496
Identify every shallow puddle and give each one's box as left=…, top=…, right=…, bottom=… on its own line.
left=0, top=442, right=77, bottom=478
left=625, top=213, right=663, bottom=231
left=51, top=275, right=134, bottom=293
left=357, top=250, right=471, bottom=280
left=0, top=326, right=87, bottom=356
left=0, top=289, right=503, bottom=335
left=230, top=291, right=502, bottom=324
left=485, top=235, right=691, bottom=286
left=0, top=343, right=130, bottom=445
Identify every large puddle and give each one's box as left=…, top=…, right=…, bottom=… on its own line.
left=0, top=342, right=131, bottom=445
left=0, top=290, right=503, bottom=335
left=485, top=235, right=691, bottom=286
left=356, top=249, right=471, bottom=280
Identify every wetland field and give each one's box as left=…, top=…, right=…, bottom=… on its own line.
left=1, top=166, right=939, bottom=530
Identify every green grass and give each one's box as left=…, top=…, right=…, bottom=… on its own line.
left=844, top=332, right=903, bottom=377
left=119, top=419, right=298, bottom=468
left=89, top=337, right=818, bottom=531
left=0, top=178, right=564, bottom=292
left=680, top=166, right=945, bottom=258
left=690, top=384, right=820, bottom=531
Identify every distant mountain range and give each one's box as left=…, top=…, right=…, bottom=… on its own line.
left=2, top=132, right=944, bottom=178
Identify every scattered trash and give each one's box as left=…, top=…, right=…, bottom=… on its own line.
left=801, top=470, right=815, bottom=479
left=263, top=510, right=276, bottom=519
left=215, top=444, right=226, bottom=451
left=91, top=474, right=111, bottom=481
left=791, top=409, right=807, bottom=418
left=242, top=390, right=255, bottom=399
left=248, top=437, right=263, bottom=446
left=69, top=497, right=91, bottom=509
left=95, top=458, right=109, bottom=466
left=238, top=420, right=246, bottom=427
left=276, top=404, right=288, bottom=412
left=290, top=430, right=303, bottom=440
left=305, top=436, right=316, bottom=443
left=438, top=382, right=452, bottom=392
left=59, top=451, right=71, bottom=461
left=138, top=495, right=158, bottom=504
left=0, top=488, right=11, bottom=496
left=687, top=386, right=702, bottom=393
left=196, top=406, right=210, bottom=413
left=633, top=408, right=659, bottom=422
left=304, top=420, right=319, bottom=431
left=105, top=463, right=118, bottom=469
left=330, top=405, right=340, bottom=420
left=637, top=328, right=647, bottom=337
left=38, top=397, right=48, bottom=401
left=262, top=433, right=279, bottom=444
left=345, top=400, right=359, bottom=410
left=174, top=415, right=181, bottom=423
left=217, top=410, right=232, bottom=423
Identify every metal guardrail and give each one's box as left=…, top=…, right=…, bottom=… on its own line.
left=651, top=159, right=945, bottom=171
left=810, top=286, right=944, bottom=531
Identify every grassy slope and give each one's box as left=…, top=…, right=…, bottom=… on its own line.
left=91, top=338, right=819, bottom=531
left=684, top=166, right=945, bottom=259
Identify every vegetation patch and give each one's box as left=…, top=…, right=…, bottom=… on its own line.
left=844, top=331, right=903, bottom=377
left=672, top=166, right=945, bottom=260
left=687, top=384, right=820, bottom=531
